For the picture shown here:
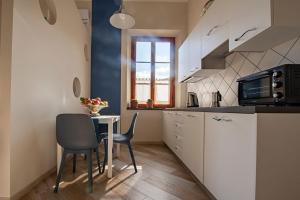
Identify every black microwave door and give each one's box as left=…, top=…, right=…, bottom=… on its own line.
left=239, top=76, right=274, bottom=105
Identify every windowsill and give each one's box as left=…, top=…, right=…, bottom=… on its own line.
left=127, top=107, right=165, bottom=111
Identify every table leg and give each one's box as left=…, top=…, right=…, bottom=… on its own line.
left=116, top=120, right=121, bottom=157
left=57, top=144, right=62, bottom=175
left=107, top=119, right=113, bottom=178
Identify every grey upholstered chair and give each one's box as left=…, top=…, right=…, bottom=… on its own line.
left=101, top=113, right=139, bottom=173
left=54, top=114, right=101, bottom=193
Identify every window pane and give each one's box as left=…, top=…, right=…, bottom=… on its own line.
left=136, top=63, right=151, bottom=102
left=155, top=42, right=170, bottom=62
left=155, top=63, right=170, bottom=104
left=136, top=42, right=151, bottom=62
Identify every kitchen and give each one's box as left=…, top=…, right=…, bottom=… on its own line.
left=1, top=0, right=300, bottom=199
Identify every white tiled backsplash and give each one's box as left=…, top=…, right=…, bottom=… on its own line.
left=187, top=36, right=300, bottom=107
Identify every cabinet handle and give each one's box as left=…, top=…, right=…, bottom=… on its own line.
left=234, top=28, right=257, bottom=42
left=201, top=0, right=215, bottom=16
left=207, top=25, right=220, bottom=36
left=212, top=116, right=222, bottom=121
left=212, top=116, right=233, bottom=122
left=187, top=114, right=196, bottom=118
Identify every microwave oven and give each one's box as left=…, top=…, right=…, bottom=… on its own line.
left=237, top=64, right=300, bottom=106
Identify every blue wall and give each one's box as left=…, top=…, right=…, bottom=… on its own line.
left=91, top=0, right=121, bottom=115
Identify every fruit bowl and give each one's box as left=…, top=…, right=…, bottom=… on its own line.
left=80, top=97, right=108, bottom=116
left=86, top=104, right=107, bottom=116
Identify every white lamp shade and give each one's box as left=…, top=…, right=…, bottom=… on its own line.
left=110, top=12, right=135, bottom=29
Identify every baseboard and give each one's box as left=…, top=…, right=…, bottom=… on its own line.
left=163, top=143, right=217, bottom=200
left=10, top=166, right=56, bottom=200
left=132, top=141, right=164, bottom=145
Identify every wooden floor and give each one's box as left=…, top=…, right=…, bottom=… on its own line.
left=21, top=144, right=210, bottom=200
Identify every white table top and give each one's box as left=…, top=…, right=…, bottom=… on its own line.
left=91, top=115, right=120, bottom=123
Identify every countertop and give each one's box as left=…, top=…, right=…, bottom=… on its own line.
left=165, top=106, right=300, bottom=114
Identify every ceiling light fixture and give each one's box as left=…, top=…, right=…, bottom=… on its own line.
left=110, top=0, right=135, bottom=29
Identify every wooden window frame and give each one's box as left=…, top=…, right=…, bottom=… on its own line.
left=131, top=36, right=175, bottom=109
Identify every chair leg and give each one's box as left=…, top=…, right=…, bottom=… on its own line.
left=54, top=151, right=67, bottom=193
left=102, top=140, right=108, bottom=174
left=86, top=150, right=93, bottom=193
left=127, top=143, right=137, bottom=173
left=72, top=154, right=77, bottom=174
left=95, top=148, right=101, bottom=174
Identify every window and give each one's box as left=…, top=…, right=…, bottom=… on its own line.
left=131, top=36, right=175, bottom=108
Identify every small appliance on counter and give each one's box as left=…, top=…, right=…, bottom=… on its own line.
left=211, top=91, right=222, bottom=107
left=187, top=92, right=199, bottom=107
left=237, top=64, right=300, bottom=106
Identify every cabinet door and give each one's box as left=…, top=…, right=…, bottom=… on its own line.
left=178, top=39, right=190, bottom=82
left=182, top=112, right=205, bottom=183
left=204, top=113, right=257, bottom=200
left=162, top=112, right=175, bottom=148
left=202, top=0, right=229, bottom=57
left=188, top=22, right=203, bottom=74
left=229, top=0, right=272, bottom=51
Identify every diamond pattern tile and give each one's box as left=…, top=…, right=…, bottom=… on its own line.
left=230, top=53, right=246, bottom=72
left=223, top=67, right=238, bottom=86
left=239, top=59, right=257, bottom=77
left=186, top=35, right=300, bottom=107
left=272, top=37, right=298, bottom=57
left=286, top=37, right=300, bottom=63
left=258, top=49, right=284, bottom=70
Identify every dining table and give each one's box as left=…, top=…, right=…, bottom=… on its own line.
left=56, top=115, right=121, bottom=178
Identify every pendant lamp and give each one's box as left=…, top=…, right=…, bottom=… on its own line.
left=110, top=0, right=135, bottom=29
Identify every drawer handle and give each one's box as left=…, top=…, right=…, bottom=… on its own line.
left=207, top=25, right=220, bottom=36
left=187, top=114, right=196, bottom=118
left=234, top=28, right=257, bottom=42
left=212, top=116, right=233, bottom=122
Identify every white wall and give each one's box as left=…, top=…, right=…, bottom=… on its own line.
left=187, top=0, right=207, bottom=33
left=0, top=0, right=13, bottom=197
left=0, top=0, right=90, bottom=197
left=121, top=2, right=187, bottom=142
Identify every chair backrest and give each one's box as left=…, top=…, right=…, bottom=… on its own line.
left=56, top=114, right=98, bottom=150
left=126, top=112, right=139, bottom=139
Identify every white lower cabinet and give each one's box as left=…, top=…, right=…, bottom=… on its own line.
left=204, top=113, right=257, bottom=200
left=163, top=111, right=300, bottom=200
left=163, top=111, right=205, bottom=182
left=182, top=112, right=204, bottom=183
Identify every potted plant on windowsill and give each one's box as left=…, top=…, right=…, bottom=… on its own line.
left=130, top=99, right=138, bottom=109
left=147, top=99, right=153, bottom=109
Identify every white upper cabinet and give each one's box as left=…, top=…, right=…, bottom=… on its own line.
left=178, top=22, right=203, bottom=82
left=202, top=0, right=229, bottom=58
left=178, top=39, right=190, bottom=82
left=229, top=0, right=272, bottom=51
left=188, top=22, right=203, bottom=75
left=179, top=0, right=300, bottom=82
left=229, top=0, right=300, bottom=51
